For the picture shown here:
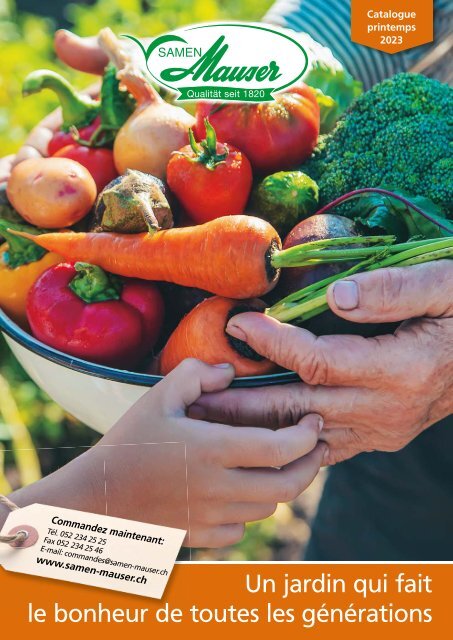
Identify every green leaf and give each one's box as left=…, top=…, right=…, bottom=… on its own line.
left=312, top=88, right=340, bottom=134
left=347, top=189, right=453, bottom=241
left=349, top=195, right=408, bottom=240
left=0, top=184, right=22, bottom=227
left=97, top=64, right=136, bottom=140
left=305, top=60, right=362, bottom=132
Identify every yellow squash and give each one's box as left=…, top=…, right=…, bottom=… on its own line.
left=0, top=223, right=62, bottom=329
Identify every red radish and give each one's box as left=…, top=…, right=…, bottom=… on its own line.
left=48, top=118, right=101, bottom=155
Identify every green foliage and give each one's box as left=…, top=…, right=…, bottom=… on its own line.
left=94, top=63, right=136, bottom=145
left=303, top=73, right=453, bottom=216
left=348, top=190, right=453, bottom=242
left=304, top=60, right=362, bottom=133
left=0, top=3, right=84, bottom=153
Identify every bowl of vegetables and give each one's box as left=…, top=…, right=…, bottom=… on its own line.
left=1, top=28, right=452, bottom=433
left=0, top=304, right=301, bottom=433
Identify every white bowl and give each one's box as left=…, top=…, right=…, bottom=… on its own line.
left=0, top=309, right=297, bottom=433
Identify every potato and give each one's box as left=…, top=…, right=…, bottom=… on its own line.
left=7, top=157, right=96, bottom=228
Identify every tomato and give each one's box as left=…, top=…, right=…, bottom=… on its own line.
left=167, top=120, right=253, bottom=224
left=194, top=84, right=320, bottom=174
left=53, top=144, right=118, bottom=193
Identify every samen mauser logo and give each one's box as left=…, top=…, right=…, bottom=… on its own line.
left=124, top=23, right=309, bottom=102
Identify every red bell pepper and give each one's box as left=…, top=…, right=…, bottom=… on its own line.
left=53, top=144, right=118, bottom=193
left=27, top=262, right=164, bottom=369
left=22, top=70, right=101, bottom=156
left=24, top=67, right=136, bottom=156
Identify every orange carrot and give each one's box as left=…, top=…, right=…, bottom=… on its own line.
left=15, top=215, right=281, bottom=299
left=159, top=296, right=277, bottom=377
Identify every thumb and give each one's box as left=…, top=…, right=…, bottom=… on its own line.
left=161, top=358, right=235, bottom=414
left=327, top=261, right=453, bottom=323
left=54, top=30, right=108, bottom=75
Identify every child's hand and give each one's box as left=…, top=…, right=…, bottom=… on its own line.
left=2, top=359, right=325, bottom=549
left=92, top=359, right=326, bottom=548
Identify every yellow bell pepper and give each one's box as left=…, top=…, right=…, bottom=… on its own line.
left=0, top=221, right=62, bottom=329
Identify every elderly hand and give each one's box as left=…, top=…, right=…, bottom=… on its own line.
left=192, top=261, right=453, bottom=465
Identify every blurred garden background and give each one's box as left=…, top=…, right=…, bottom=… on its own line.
left=0, top=0, right=325, bottom=560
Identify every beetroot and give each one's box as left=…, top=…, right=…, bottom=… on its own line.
left=276, top=214, right=358, bottom=299
left=272, top=214, right=397, bottom=337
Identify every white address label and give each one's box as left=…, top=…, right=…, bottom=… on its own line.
left=0, top=504, right=186, bottom=598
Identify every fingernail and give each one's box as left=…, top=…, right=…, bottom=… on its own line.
left=318, top=416, right=324, bottom=433
left=213, top=363, right=232, bottom=369
left=225, top=322, right=247, bottom=341
left=333, top=280, right=359, bottom=310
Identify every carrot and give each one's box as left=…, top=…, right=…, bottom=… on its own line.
left=159, top=296, right=277, bottom=377
left=14, top=215, right=281, bottom=299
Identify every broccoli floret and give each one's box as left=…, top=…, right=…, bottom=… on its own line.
left=303, top=73, right=453, bottom=216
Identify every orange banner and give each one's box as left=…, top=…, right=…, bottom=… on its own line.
left=1, top=562, right=451, bottom=638
left=351, top=0, right=433, bottom=53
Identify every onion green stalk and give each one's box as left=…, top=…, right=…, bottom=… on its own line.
left=269, top=186, right=453, bottom=271
left=272, top=236, right=452, bottom=268
left=267, top=237, right=453, bottom=323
